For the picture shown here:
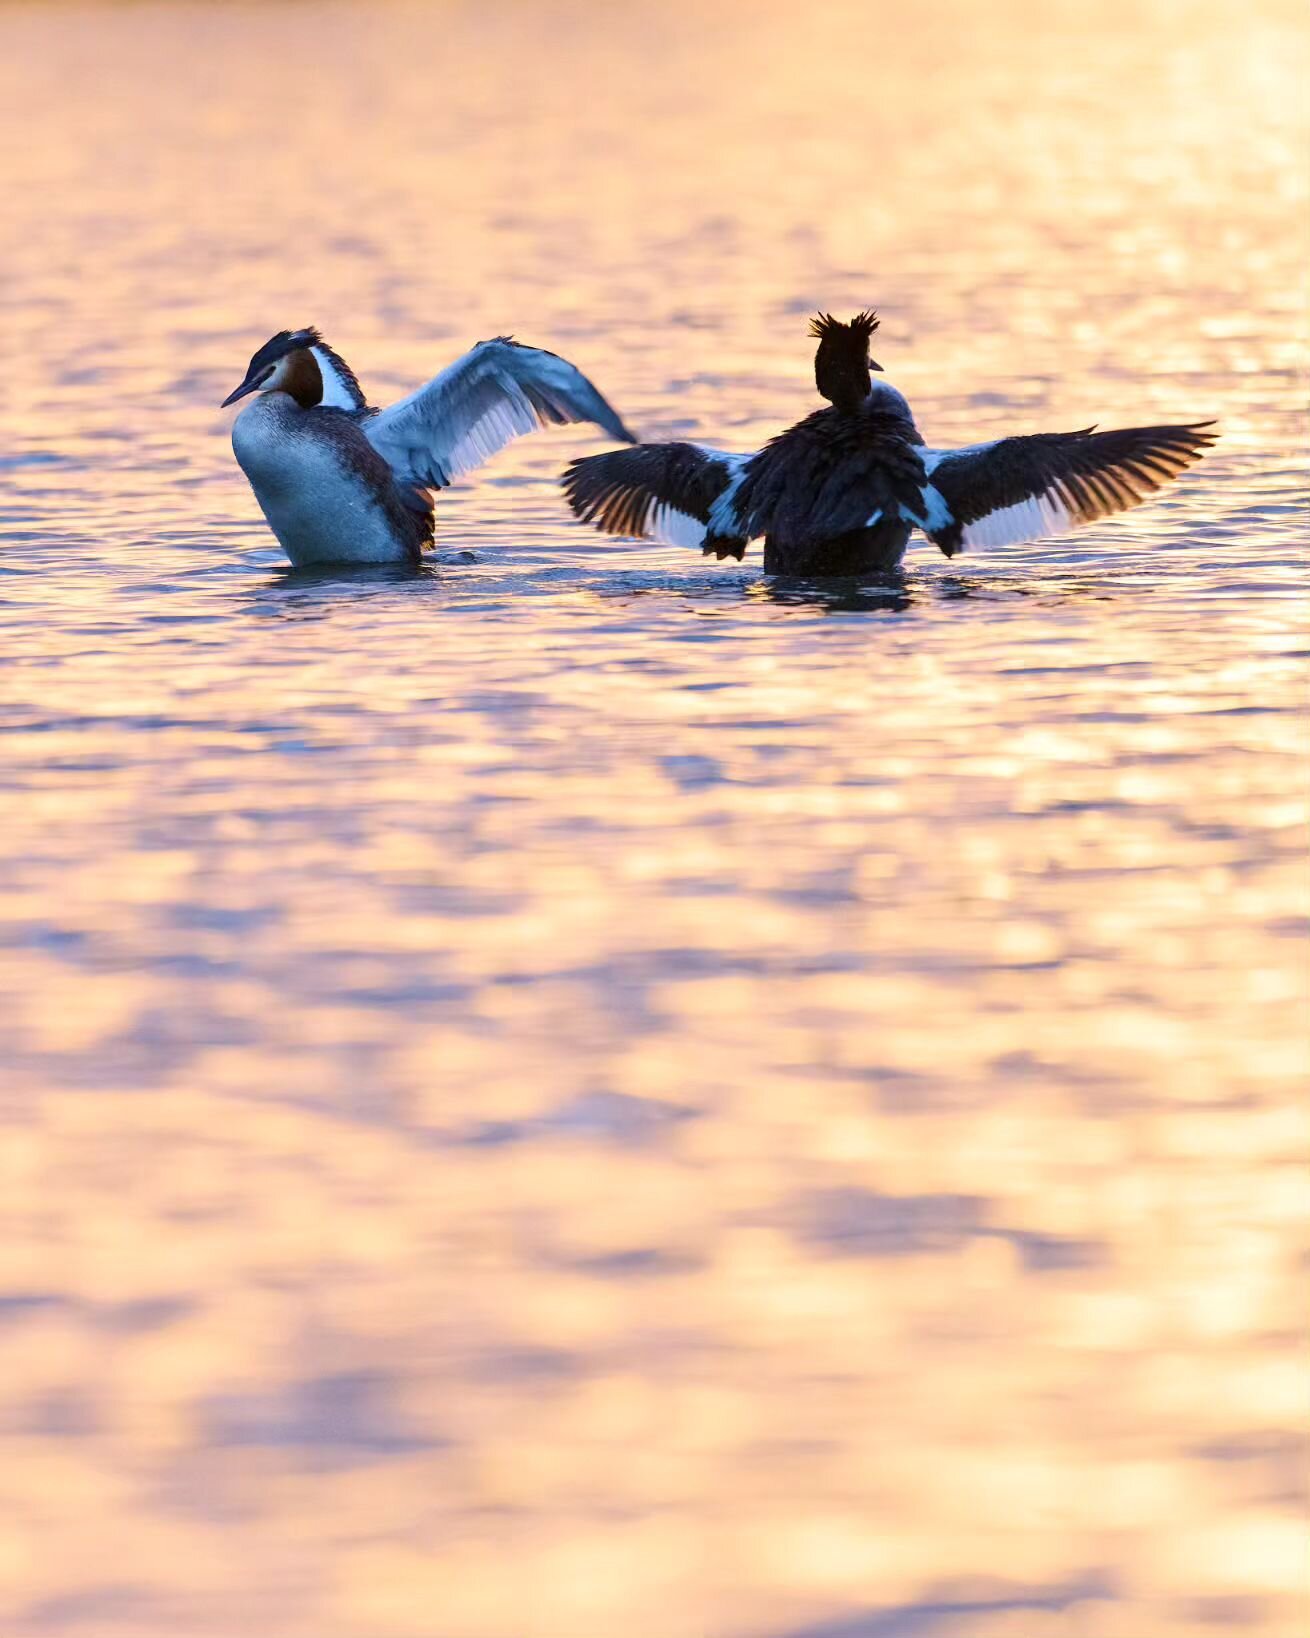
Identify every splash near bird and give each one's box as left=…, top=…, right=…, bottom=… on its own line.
left=562, top=311, right=1215, bottom=577
left=221, top=328, right=635, bottom=566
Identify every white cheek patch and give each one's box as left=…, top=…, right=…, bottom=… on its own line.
left=311, top=345, right=363, bottom=410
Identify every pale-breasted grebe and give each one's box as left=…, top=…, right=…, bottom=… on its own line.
left=221, top=327, right=634, bottom=566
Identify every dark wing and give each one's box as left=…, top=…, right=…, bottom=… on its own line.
left=562, top=443, right=755, bottom=557
left=365, top=337, right=635, bottom=490
left=918, top=423, right=1217, bottom=556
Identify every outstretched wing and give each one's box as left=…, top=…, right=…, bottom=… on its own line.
left=364, top=337, right=635, bottom=490
left=918, top=422, right=1216, bottom=556
left=562, top=443, right=755, bottom=558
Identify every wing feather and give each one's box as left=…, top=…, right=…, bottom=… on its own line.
left=562, top=443, right=754, bottom=556
left=364, top=337, right=635, bottom=490
left=918, top=422, right=1216, bottom=556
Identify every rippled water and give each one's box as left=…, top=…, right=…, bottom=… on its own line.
left=1, top=2, right=1307, bottom=1635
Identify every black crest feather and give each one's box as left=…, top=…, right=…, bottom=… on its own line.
left=808, top=310, right=880, bottom=344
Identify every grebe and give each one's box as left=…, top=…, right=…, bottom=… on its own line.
left=562, top=311, right=1214, bottom=576
left=221, top=327, right=634, bottom=566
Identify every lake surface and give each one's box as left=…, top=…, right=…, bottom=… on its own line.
left=0, top=2, right=1306, bottom=1635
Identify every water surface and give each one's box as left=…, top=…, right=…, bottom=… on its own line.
left=0, top=2, right=1307, bottom=1635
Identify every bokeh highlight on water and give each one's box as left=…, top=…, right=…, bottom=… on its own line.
left=0, top=2, right=1307, bottom=1634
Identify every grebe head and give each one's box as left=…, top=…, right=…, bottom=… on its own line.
left=221, top=328, right=325, bottom=409
left=809, top=310, right=883, bottom=412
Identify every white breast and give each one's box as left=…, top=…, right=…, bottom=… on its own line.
left=232, top=396, right=408, bottom=566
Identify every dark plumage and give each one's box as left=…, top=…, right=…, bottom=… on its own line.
left=733, top=404, right=925, bottom=574
left=810, top=310, right=883, bottom=412
left=561, top=311, right=1217, bottom=577
left=562, top=442, right=738, bottom=546
left=921, top=423, right=1217, bottom=557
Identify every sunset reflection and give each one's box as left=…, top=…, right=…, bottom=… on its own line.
left=0, top=1, right=1307, bottom=1636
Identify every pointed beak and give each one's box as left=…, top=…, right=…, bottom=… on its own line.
left=870, top=358, right=884, bottom=373
left=220, top=374, right=261, bottom=409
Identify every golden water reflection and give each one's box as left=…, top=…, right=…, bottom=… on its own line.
left=0, top=1, right=1307, bottom=1635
